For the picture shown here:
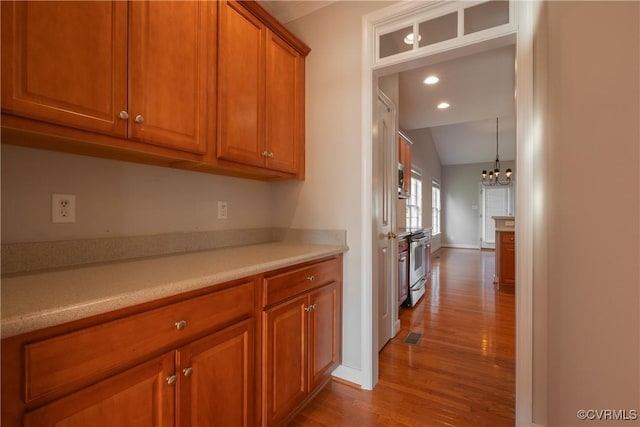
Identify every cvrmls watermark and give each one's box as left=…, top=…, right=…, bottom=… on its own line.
left=577, top=409, right=638, bottom=421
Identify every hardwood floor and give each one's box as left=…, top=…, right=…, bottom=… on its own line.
left=289, top=248, right=515, bottom=426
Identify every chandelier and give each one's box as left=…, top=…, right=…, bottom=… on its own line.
left=481, top=117, right=513, bottom=186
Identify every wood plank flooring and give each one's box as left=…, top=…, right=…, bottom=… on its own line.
left=289, top=248, right=515, bottom=426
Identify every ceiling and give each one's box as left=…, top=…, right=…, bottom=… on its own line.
left=259, top=1, right=335, bottom=24
left=398, top=45, right=516, bottom=165
left=260, top=1, right=517, bottom=166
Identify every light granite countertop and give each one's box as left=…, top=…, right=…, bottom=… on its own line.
left=1, top=242, right=347, bottom=339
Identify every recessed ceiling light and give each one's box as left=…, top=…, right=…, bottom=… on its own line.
left=423, top=75, right=439, bottom=85
left=403, top=33, right=421, bottom=45
left=437, top=102, right=450, bottom=109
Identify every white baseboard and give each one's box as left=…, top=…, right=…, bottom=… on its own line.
left=441, top=244, right=481, bottom=250
left=331, top=365, right=362, bottom=386
left=394, top=319, right=401, bottom=335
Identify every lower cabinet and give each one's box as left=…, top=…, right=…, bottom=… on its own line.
left=23, top=319, right=254, bottom=427
left=24, top=352, right=176, bottom=427
left=499, top=231, right=516, bottom=286
left=1, top=255, right=343, bottom=427
left=262, top=256, right=342, bottom=426
left=398, top=237, right=409, bottom=305
left=179, top=320, right=254, bottom=427
left=1, top=280, right=256, bottom=427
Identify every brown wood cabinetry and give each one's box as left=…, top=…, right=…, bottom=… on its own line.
left=217, top=0, right=305, bottom=178
left=398, top=237, right=409, bottom=305
left=398, top=132, right=412, bottom=197
left=1, top=279, right=256, bottom=427
left=261, top=256, right=342, bottom=426
left=1, top=0, right=309, bottom=181
left=1, top=0, right=213, bottom=157
left=499, top=231, right=516, bottom=286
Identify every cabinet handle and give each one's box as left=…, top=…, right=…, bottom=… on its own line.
left=268, top=152, right=274, bottom=158
left=304, top=305, right=312, bottom=312
left=175, top=320, right=187, bottom=330
left=261, top=151, right=269, bottom=157
left=166, top=375, right=177, bottom=385
left=312, top=303, right=317, bottom=310
left=182, top=367, right=193, bottom=377
left=134, top=114, right=144, bottom=124
left=118, top=111, right=129, bottom=120
left=307, top=275, right=315, bottom=281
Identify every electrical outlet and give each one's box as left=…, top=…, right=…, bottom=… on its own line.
left=217, top=201, right=228, bottom=219
left=52, top=194, right=76, bottom=223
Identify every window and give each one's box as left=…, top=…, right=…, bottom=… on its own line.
left=406, top=169, right=422, bottom=229
left=481, top=186, right=513, bottom=245
left=432, top=180, right=441, bottom=235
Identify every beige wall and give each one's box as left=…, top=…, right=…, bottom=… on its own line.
left=273, top=1, right=393, bottom=373
left=543, top=1, right=640, bottom=425
left=440, top=160, right=515, bottom=248
left=406, top=127, right=442, bottom=251
left=1, top=145, right=275, bottom=243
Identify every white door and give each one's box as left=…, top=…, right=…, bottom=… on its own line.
left=480, top=185, right=512, bottom=248
left=373, top=91, right=396, bottom=352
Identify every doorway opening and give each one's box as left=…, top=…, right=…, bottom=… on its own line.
left=362, top=1, right=535, bottom=424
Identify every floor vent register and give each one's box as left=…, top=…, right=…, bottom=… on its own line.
left=403, top=332, right=423, bottom=346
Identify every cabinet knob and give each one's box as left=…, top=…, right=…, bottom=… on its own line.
left=267, top=152, right=274, bottom=158
left=387, top=231, right=397, bottom=239
left=166, top=375, right=177, bottom=385
left=304, top=305, right=312, bottom=313
left=175, top=320, right=187, bottom=330
left=307, top=275, right=315, bottom=281
left=261, top=151, right=269, bottom=157
left=118, top=111, right=129, bottom=120
left=182, top=367, right=193, bottom=377
left=134, top=114, right=145, bottom=124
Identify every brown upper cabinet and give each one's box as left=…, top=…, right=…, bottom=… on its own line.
left=1, top=0, right=309, bottom=180
left=398, top=131, right=412, bottom=197
left=216, top=0, right=306, bottom=178
left=1, top=1, right=214, bottom=156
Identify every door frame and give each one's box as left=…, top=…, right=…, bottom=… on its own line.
left=360, top=2, right=538, bottom=425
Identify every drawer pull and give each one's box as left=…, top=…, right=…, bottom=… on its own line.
left=166, top=375, right=177, bottom=385
left=175, top=320, right=187, bottom=330
left=307, top=275, right=316, bottom=281
left=182, top=367, right=194, bottom=377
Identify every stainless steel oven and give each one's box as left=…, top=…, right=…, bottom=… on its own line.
left=406, top=230, right=430, bottom=307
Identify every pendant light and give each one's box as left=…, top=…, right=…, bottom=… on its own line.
left=482, top=117, right=512, bottom=186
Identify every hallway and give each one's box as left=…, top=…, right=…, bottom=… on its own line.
left=290, top=248, right=515, bottom=426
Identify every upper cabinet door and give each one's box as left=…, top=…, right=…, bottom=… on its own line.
left=265, top=30, right=304, bottom=176
left=217, top=0, right=265, bottom=168
left=128, top=1, right=213, bottom=154
left=1, top=1, right=127, bottom=136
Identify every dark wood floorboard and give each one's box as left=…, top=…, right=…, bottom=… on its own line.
left=289, top=248, right=515, bottom=426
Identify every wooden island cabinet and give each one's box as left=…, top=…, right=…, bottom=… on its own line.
left=493, top=216, right=516, bottom=288
left=1, top=0, right=309, bottom=181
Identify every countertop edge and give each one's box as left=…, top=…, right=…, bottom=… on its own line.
left=1, top=243, right=348, bottom=339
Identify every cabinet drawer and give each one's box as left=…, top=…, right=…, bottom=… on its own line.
left=25, top=280, right=254, bottom=403
left=501, top=232, right=515, bottom=243
left=263, top=257, right=340, bottom=307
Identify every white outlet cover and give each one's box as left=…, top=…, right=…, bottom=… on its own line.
left=52, top=193, right=76, bottom=223
left=217, top=201, right=228, bottom=219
